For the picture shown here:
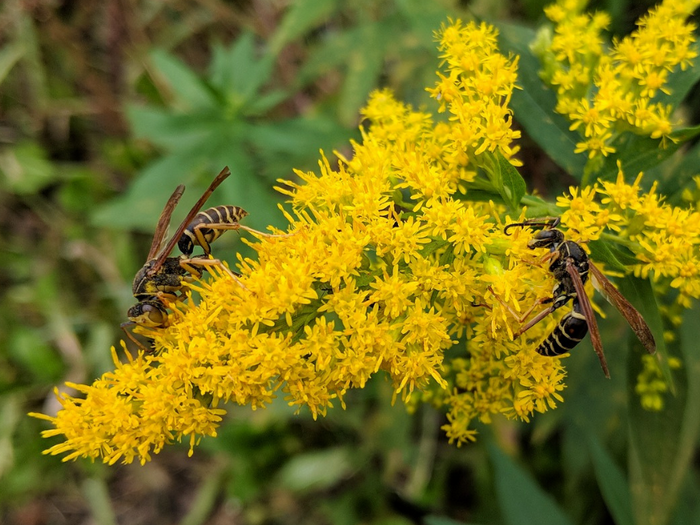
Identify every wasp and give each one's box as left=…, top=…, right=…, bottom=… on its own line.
left=502, top=217, right=656, bottom=378
left=121, top=167, right=248, bottom=349
left=178, top=205, right=249, bottom=257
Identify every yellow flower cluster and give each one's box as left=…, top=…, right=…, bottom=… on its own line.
left=556, top=163, right=700, bottom=307
left=635, top=354, right=682, bottom=410
left=536, top=0, right=700, bottom=158
left=32, top=18, right=700, bottom=464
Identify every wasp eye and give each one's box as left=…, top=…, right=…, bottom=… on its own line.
left=128, top=302, right=166, bottom=327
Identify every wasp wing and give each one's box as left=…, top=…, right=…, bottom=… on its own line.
left=148, top=166, right=232, bottom=276
left=566, top=261, right=610, bottom=378
left=147, top=184, right=185, bottom=260
left=589, top=263, right=656, bottom=355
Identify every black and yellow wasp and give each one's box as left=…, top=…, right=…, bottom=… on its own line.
left=503, top=217, right=656, bottom=378
left=122, top=167, right=252, bottom=349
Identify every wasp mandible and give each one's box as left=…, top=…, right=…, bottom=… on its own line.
left=121, top=167, right=248, bottom=349
left=502, top=217, right=656, bottom=378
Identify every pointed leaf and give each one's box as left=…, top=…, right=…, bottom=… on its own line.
left=489, top=444, right=574, bottom=525
left=588, top=238, right=639, bottom=273
left=496, top=151, right=526, bottom=212
left=496, top=22, right=587, bottom=179
left=653, top=42, right=700, bottom=109
left=338, top=22, right=387, bottom=125
left=626, top=306, right=700, bottom=525
left=587, top=434, right=634, bottom=525
left=657, top=140, right=700, bottom=203
left=0, top=41, right=24, bottom=85
left=126, top=105, right=227, bottom=150
left=269, top=0, right=339, bottom=54
left=299, top=30, right=358, bottom=85
left=618, top=276, right=671, bottom=386
left=149, top=49, right=217, bottom=110
left=276, top=447, right=353, bottom=493
left=596, top=124, right=700, bottom=183
left=210, top=32, right=275, bottom=101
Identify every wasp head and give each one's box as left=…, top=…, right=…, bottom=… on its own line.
left=527, top=228, right=565, bottom=250
left=127, top=300, right=168, bottom=327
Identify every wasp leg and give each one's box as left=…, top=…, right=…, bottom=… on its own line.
left=195, top=222, right=292, bottom=243
left=120, top=321, right=152, bottom=352
left=181, top=257, right=249, bottom=290
left=487, top=286, right=556, bottom=338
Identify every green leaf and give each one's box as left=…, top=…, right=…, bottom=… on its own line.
left=587, top=434, right=634, bottom=525
left=596, top=124, right=700, bottom=184
left=209, top=33, right=275, bottom=103
left=269, top=0, right=339, bottom=54
left=126, top=105, right=227, bottom=150
left=276, top=447, right=353, bottom=493
left=658, top=139, right=700, bottom=203
left=489, top=444, right=574, bottom=525
left=91, top=153, right=213, bottom=231
left=478, top=151, right=526, bottom=212
left=496, top=151, right=526, bottom=212
left=424, top=517, right=474, bottom=525
left=0, top=41, right=24, bottom=85
left=653, top=42, right=700, bottom=109
left=397, top=0, right=457, bottom=48
left=0, top=141, right=57, bottom=194
left=245, top=89, right=289, bottom=115
left=495, top=22, right=587, bottom=179
left=299, top=30, right=359, bottom=85
left=338, top=22, right=388, bottom=125
left=588, top=238, right=639, bottom=273
left=149, top=49, right=217, bottom=110
left=627, top=304, right=700, bottom=525
left=618, top=276, right=671, bottom=387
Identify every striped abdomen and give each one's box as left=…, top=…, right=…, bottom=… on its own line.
left=536, top=300, right=588, bottom=356
left=178, top=205, right=248, bottom=257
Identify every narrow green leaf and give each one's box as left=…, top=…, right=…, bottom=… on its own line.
left=626, top=306, right=700, bottom=525
left=654, top=42, right=700, bottom=109
left=149, top=49, right=217, bottom=110
left=397, top=0, right=456, bottom=48
left=424, top=516, right=474, bottom=525
left=587, top=434, right=634, bottom=525
left=0, top=41, right=24, bottom=85
left=126, top=105, right=224, bottom=150
left=210, top=33, right=275, bottom=101
left=91, top=153, right=209, bottom=231
left=338, top=22, right=387, bottom=125
left=489, top=444, right=574, bottom=525
left=0, top=141, right=56, bottom=194
left=495, top=22, right=587, bottom=179
left=82, top=478, right=117, bottom=525
left=658, top=140, right=700, bottom=203
left=269, top=0, right=339, bottom=54
left=618, top=276, right=671, bottom=388
left=597, top=125, right=700, bottom=183
left=588, top=238, right=639, bottom=273
left=496, top=151, right=526, bottom=212
left=298, top=30, right=358, bottom=85
left=245, top=89, right=289, bottom=115
left=276, top=447, right=353, bottom=493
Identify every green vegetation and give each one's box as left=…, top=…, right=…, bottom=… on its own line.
left=2, top=1, right=699, bottom=524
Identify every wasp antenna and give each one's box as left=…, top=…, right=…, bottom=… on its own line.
left=504, top=217, right=561, bottom=235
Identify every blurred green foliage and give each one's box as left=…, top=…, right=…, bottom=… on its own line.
left=1, top=0, right=699, bottom=524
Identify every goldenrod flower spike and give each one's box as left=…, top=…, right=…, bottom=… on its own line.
left=33, top=17, right=700, bottom=463
left=538, top=0, right=700, bottom=159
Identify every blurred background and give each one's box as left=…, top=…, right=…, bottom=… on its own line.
left=2, top=0, right=698, bottom=524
